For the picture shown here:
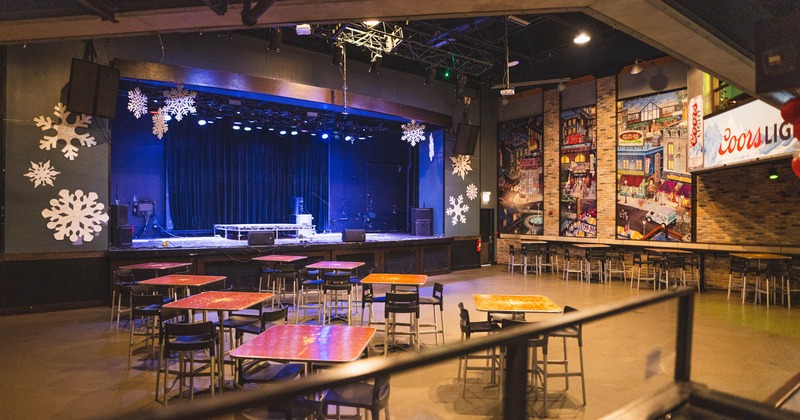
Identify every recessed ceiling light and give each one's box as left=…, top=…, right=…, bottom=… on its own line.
left=574, top=32, right=591, bottom=44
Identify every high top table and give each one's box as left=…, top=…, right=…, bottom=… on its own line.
left=252, top=254, right=308, bottom=307
left=119, top=262, right=192, bottom=280
left=305, top=260, right=365, bottom=274
left=163, top=291, right=274, bottom=392
left=138, top=274, right=226, bottom=300
left=473, top=293, right=562, bottom=320
left=361, top=273, right=428, bottom=292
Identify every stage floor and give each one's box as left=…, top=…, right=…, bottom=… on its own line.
left=127, top=232, right=439, bottom=250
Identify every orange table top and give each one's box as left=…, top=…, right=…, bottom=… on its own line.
left=729, top=253, right=791, bottom=260
left=361, top=273, right=428, bottom=286
left=229, top=324, right=376, bottom=363
left=571, top=244, right=611, bottom=249
left=138, top=274, right=226, bottom=287
left=305, top=261, right=365, bottom=270
left=252, top=255, right=308, bottom=263
left=473, top=294, right=562, bottom=313
left=119, top=262, right=192, bottom=270
left=644, top=248, right=693, bottom=254
left=164, top=291, right=273, bottom=311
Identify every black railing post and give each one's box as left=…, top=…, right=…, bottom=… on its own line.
left=675, top=290, right=694, bottom=382
left=503, top=339, right=528, bottom=420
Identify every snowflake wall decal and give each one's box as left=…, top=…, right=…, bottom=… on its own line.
left=127, top=87, right=148, bottom=119
left=34, top=103, right=96, bottom=160
left=445, top=195, right=469, bottom=225
left=152, top=108, right=169, bottom=139
left=41, top=189, right=109, bottom=244
left=401, top=119, right=426, bottom=147
left=162, top=83, right=197, bottom=121
left=450, top=154, right=472, bottom=180
left=466, top=183, right=478, bottom=200
left=24, top=160, right=60, bottom=188
left=428, top=133, right=434, bottom=162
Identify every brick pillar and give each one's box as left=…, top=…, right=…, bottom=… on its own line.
left=543, top=89, right=560, bottom=237
left=595, top=76, right=617, bottom=240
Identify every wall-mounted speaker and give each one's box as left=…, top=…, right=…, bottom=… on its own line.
left=452, top=122, right=480, bottom=155
left=247, top=231, right=275, bottom=246
left=66, top=58, right=120, bottom=119
left=342, top=229, right=366, bottom=242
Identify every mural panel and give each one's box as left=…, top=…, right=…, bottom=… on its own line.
left=616, top=89, right=691, bottom=241
left=497, top=115, right=544, bottom=234
left=560, top=105, right=597, bottom=237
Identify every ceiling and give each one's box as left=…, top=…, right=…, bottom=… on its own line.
left=1, top=1, right=799, bottom=101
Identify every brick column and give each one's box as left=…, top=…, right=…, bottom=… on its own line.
left=543, top=89, right=560, bottom=237
left=595, top=76, right=617, bottom=240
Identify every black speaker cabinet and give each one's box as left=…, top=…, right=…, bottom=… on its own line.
left=342, top=229, right=366, bottom=242
left=411, top=207, right=433, bottom=236
left=108, top=204, right=129, bottom=229
left=247, top=231, right=275, bottom=246
left=111, top=225, right=133, bottom=247
left=66, top=58, right=120, bottom=119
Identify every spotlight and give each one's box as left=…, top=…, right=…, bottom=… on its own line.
left=362, top=20, right=381, bottom=27
left=244, top=126, right=252, bottom=131
left=197, top=119, right=207, bottom=126
left=268, top=127, right=275, bottom=131
left=769, top=167, right=778, bottom=180
left=369, top=55, right=382, bottom=74
left=443, top=68, right=451, bottom=80
left=345, top=134, right=353, bottom=141
left=573, top=31, right=590, bottom=44
left=321, top=133, right=329, bottom=139
left=630, top=59, right=644, bottom=75
left=268, top=28, right=283, bottom=51
left=233, top=125, right=241, bottom=130
left=279, top=129, right=287, bottom=135
left=331, top=44, right=344, bottom=66
left=163, top=114, right=172, bottom=122
left=424, top=66, right=436, bottom=86
left=291, top=130, right=298, bottom=136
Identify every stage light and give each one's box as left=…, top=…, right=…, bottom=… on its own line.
left=362, top=20, right=380, bottom=27
left=232, top=125, right=241, bottom=130
left=244, top=126, right=252, bottom=131
left=206, top=120, right=214, bottom=124
left=268, top=28, right=283, bottom=51
left=630, top=59, right=644, bottom=75
left=279, top=129, right=287, bottom=135
left=268, top=127, right=275, bottom=131
left=291, top=130, right=298, bottom=136
left=197, top=119, right=207, bottom=126
left=369, top=55, right=382, bottom=74
left=163, top=114, right=172, bottom=122
left=769, top=167, right=779, bottom=180
left=573, top=31, right=590, bottom=44
left=443, top=68, right=451, bottom=79
left=345, top=134, right=353, bottom=141
left=425, top=66, right=436, bottom=86
left=321, top=133, right=329, bottom=139
left=311, top=132, right=317, bottom=136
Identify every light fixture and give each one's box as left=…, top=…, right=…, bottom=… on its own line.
left=279, top=129, right=287, bottom=136
left=481, top=191, right=492, bottom=203
left=573, top=31, right=591, bottom=44
left=295, top=24, right=311, bottom=36
left=362, top=20, right=381, bottom=27
left=232, top=125, right=241, bottom=130
left=630, top=59, right=644, bottom=75
left=163, top=114, right=172, bottom=122
left=268, top=28, right=283, bottom=51
left=507, top=15, right=531, bottom=27
left=769, top=167, right=779, bottom=180
left=507, top=60, right=519, bottom=67
left=424, top=66, right=436, bottom=86
left=291, top=129, right=298, bottom=136
left=244, top=126, right=252, bottom=131
left=369, top=55, right=382, bottom=73
left=197, top=119, right=207, bottom=126
left=321, top=133, right=329, bottom=139
left=557, top=80, right=567, bottom=92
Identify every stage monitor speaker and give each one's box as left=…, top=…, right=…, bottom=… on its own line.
left=342, top=229, right=366, bottom=242
left=66, top=58, right=120, bottom=119
left=410, top=207, right=433, bottom=236
left=111, top=225, right=133, bottom=247
left=452, top=122, right=480, bottom=155
left=108, top=204, right=129, bottom=229
left=248, top=231, right=275, bottom=246
left=755, top=13, right=800, bottom=93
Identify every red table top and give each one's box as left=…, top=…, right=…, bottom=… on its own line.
left=164, top=291, right=273, bottom=311
left=229, top=324, right=376, bottom=363
left=138, top=274, right=226, bottom=287
left=252, top=255, right=308, bottom=263
left=305, top=261, right=365, bottom=270
left=361, top=273, right=428, bottom=286
left=119, top=262, right=192, bottom=270
left=473, top=294, right=562, bottom=313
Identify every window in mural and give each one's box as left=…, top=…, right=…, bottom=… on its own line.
left=616, top=89, right=691, bottom=241
left=559, top=105, right=597, bottom=237
left=497, top=115, right=544, bottom=234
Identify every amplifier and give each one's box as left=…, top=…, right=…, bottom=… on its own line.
left=108, top=205, right=129, bottom=228
left=110, top=225, right=132, bottom=247
left=341, top=229, right=366, bottom=242
left=247, top=231, right=275, bottom=246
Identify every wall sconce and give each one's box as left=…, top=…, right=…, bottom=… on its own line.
left=481, top=191, right=492, bottom=203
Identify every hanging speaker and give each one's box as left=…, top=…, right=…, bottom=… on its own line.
left=66, top=58, right=120, bottom=119
left=452, top=123, right=480, bottom=155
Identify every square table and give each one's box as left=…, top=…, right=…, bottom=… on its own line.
left=163, top=291, right=274, bottom=392
left=361, top=273, right=428, bottom=292
left=473, top=294, right=562, bottom=320
left=118, top=262, right=192, bottom=281
left=138, top=274, right=226, bottom=300
left=305, top=261, right=365, bottom=274
left=253, top=255, right=308, bottom=306
left=229, top=324, right=376, bottom=374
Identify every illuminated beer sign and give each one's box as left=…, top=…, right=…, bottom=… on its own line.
left=619, top=130, right=644, bottom=147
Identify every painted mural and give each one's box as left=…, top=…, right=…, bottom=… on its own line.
left=616, top=89, right=691, bottom=241
left=559, top=105, right=597, bottom=237
left=497, top=115, right=544, bottom=234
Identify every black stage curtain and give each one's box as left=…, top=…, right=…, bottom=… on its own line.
left=165, top=120, right=328, bottom=231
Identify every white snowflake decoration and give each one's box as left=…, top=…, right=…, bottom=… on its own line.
left=34, top=103, right=96, bottom=160
left=41, top=189, right=109, bottom=244
left=162, top=84, right=197, bottom=121
left=152, top=108, right=169, bottom=139
left=445, top=195, right=470, bottom=225
left=466, top=183, right=478, bottom=201
left=450, top=154, right=473, bottom=180
left=24, top=160, right=60, bottom=188
left=127, top=87, right=148, bottom=119
left=428, top=133, right=434, bottom=162
left=401, top=119, right=426, bottom=147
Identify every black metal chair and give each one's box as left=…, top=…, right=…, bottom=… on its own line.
left=128, top=289, right=165, bottom=369
left=419, top=282, right=445, bottom=345
left=727, top=257, right=760, bottom=303
left=296, top=267, right=323, bottom=323
left=322, top=273, right=352, bottom=325
left=383, top=291, right=420, bottom=355
left=156, top=321, right=220, bottom=405
left=500, top=318, right=551, bottom=417
left=457, top=302, right=501, bottom=396
left=110, top=268, right=135, bottom=330
left=545, top=306, right=586, bottom=406
left=360, top=283, right=385, bottom=327
left=320, top=374, right=391, bottom=420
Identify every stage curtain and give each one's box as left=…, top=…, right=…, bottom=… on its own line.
left=165, top=121, right=328, bottom=232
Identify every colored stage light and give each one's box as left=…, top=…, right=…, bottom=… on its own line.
left=232, top=125, right=241, bottom=130
left=321, top=133, right=329, bottom=139
left=197, top=119, right=207, bottom=126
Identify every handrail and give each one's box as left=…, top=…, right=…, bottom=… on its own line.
left=109, top=287, right=696, bottom=420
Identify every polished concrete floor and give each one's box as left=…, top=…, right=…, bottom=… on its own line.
left=2, top=265, right=800, bottom=419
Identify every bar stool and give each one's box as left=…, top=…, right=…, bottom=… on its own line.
left=156, top=321, right=220, bottom=405
left=604, top=250, right=627, bottom=284
left=507, top=244, right=524, bottom=273
left=296, top=268, right=324, bottom=323
left=584, top=249, right=606, bottom=283
left=111, top=269, right=136, bottom=330
left=457, top=302, right=500, bottom=396
left=322, top=273, right=352, bottom=325
left=563, top=249, right=584, bottom=282
left=727, top=257, right=759, bottom=303
left=419, top=282, right=445, bottom=345
left=538, top=245, right=557, bottom=274
left=383, top=291, right=420, bottom=355
left=546, top=306, right=586, bottom=406
left=632, top=253, right=659, bottom=290
left=360, top=283, right=385, bottom=327
left=128, top=287, right=165, bottom=369
left=658, top=255, right=686, bottom=290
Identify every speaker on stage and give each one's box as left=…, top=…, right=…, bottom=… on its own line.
left=410, top=208, right=433, bottom=236
left=111, top=225, right=133, bottom=247
left=248, top=231, right=275, bottom=246
left=108, top=205, right=129, bottom=229
left=342, top=229, right=366, bottom=242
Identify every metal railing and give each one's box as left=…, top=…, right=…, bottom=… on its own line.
left=112, top=287, right=697, bottom=420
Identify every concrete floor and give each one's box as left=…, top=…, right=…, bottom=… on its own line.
left=2, top=265, right=799, bottom=419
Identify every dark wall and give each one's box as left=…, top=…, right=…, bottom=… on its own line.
left=418, top=129, right=445, bottom=236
